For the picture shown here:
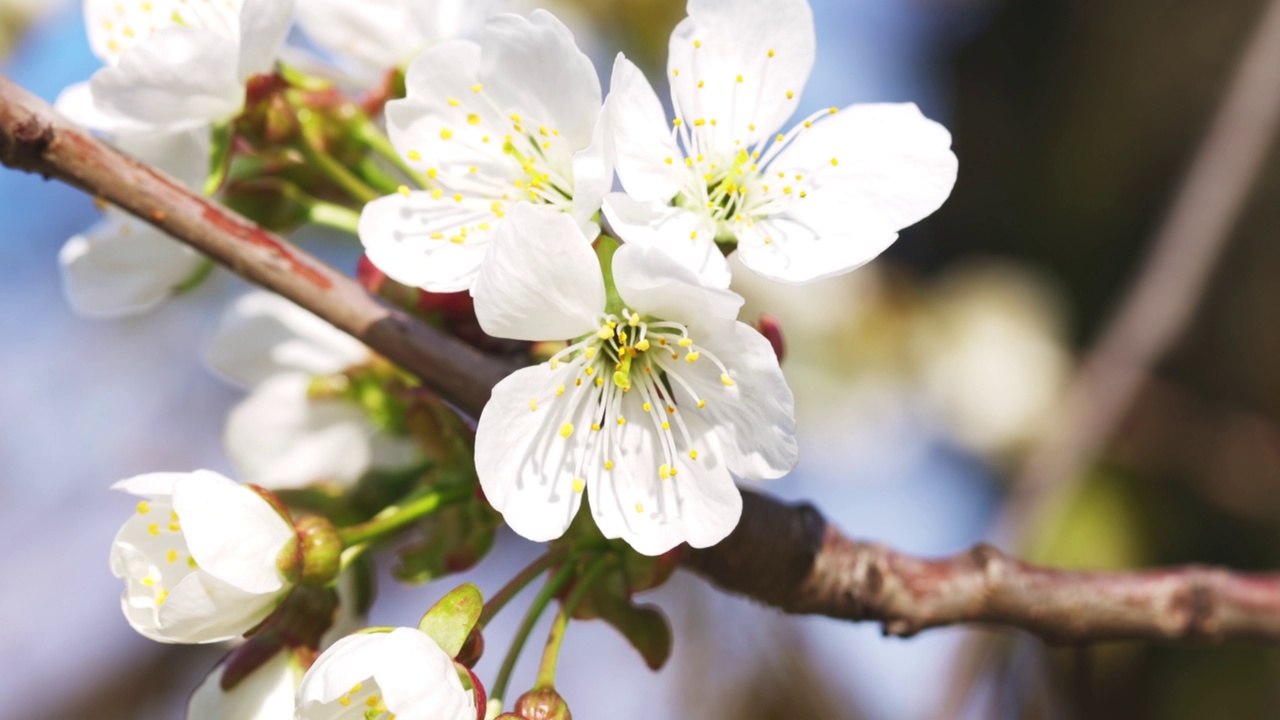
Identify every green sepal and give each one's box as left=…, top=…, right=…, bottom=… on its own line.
left=204, top=120, right=236, bottom=196
left=595, top=235, right=625, bottom=315
left=418, top=583, right=484, bottom=658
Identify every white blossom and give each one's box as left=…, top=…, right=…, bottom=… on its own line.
left=188, top=649, right=300, bottom=720
left=602, top=0, right=958, bottom=286
left=472, top=205, right=797, bottom=556
left=110, top=470, right=296, bottom=644
left=74, top=0, right=295, bottom=133
left=359, top=10, right=610, bottom=293
left=295, top=0, right=503, bottom=84
left=208, top=291, right=422, bottom=491
left=296, top=628, right=475, bottom=720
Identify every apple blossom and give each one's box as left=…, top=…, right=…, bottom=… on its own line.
left=110, top=470, right=296, bottom=644
left=471, top=205, right=797, bottom=556
left=208, top=291, right=422, bottom=490
left=358, top=10, right=610, bottom=293
left=188, top=649, right=300, bottom=720
left=296, top=628, right=475, bottom=720
left=602, top=0, right=958, bottom=286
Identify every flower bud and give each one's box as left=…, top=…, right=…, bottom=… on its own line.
left=513, top=688, right=572, bottom=720
left=295, top=516, right=343, bottom=586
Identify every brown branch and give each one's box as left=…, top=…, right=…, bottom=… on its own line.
left=6, top=74, right=1280, bottom=645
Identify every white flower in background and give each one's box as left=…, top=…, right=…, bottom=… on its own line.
left=208, top=291, right=422, bottom=491
left=53, top=120, right=210, bottom=317
left=359, top=10, right=610, bottom=293
left=188, top=649, right=300, bottom=720
left=296, top=628, right=475, bottom=720
left=295, top=0, right=503, bottom=84
left=603, top=0, right=958, bottom=286
left=66, top=0, right=295, bottom=133
left=472, top=205, right=797, bottom=555
left=110, top=470, right=296, bottom=644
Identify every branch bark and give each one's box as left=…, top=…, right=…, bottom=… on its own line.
left=7, top=73, right=1280, bottom=645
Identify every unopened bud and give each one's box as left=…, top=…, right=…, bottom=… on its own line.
left=295, top=516, right=342, bottom=587
left=514, top=688, right=572, bottom=720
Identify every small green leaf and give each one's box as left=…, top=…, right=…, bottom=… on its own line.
left=419, top=583, right=484, bottom=658
left=571, top=563, right=672, bottom=670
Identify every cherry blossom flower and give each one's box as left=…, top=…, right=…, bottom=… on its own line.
left=187, top=649, right=300, bottom=720
left=296, top=628, right=475, bottom=720
left=208, top=291, right=422, bottom=491
left=602, top=0, right=958, bottom=286
left=471, top=205, right=797, bottom=555
left=110, top=470, right=296, bottom=644
left=359, top=10, right=610, bottom=293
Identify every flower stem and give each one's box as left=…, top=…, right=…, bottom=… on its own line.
left=294, top=128, right=381, bottom=205
left=533, top=554, right=613, bottom=690
left=337, top=484, right=471, bottom=547
left=479, top=549, right=569, bottom=629
left=490, top=561, right=577, bottom=704
left=307, top=201, right=361, bottom=235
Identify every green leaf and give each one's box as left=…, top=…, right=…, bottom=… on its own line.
left=393, top=499, right=498, bottom=585
left=204, top=120, right=236, bottom=196
left=571, top=563, right=672, bottom=670
left=418, top=583, right=484, bottom=658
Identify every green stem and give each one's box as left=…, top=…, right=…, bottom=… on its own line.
left=357, top=154, right=408, bottom=196
left=354, top=118, right=431, bottom=189
left=490, top=561, right=577, bottom=704
left=479, top=549, right=569, bottom=629
left=308, top=201, right=361, bottom=235
left=337, top=485, right=471, bottom=547
left=295, top=130, right=381, bottom=205
left=533, top=554, right=613, bottom=690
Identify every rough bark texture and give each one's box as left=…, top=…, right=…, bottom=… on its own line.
left=7, top=73, right=1280, bottom=645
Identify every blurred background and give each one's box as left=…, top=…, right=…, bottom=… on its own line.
left=4, top=0, right=1280, bottom=717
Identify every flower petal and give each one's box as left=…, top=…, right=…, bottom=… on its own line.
left=570, top=104, right=612, bottom=239
left=89, top=26, right=244, bottom=130
left=471, top=203, right=603, bottom=342
left=604, top=53, right=683, bottom=203
left=374, top=628, right=474, bottom=719
left=773, top=102, right=958, bottom=234
left=479, top=10, right=601, bottom=151
left=358, top=190, right=495, bottom=293
left=474, top=363, right=595, bottom=542
left=296, top=0, right=424, bottom=75
left=667, top=0, right=815, bottom=155
left=155, top=569, right=282, bottom=643
left=173, top=470, right=294, bottom=594
left=236, top=0, right=296, bottom=80
left=206, top=291, right=370, bottom=389
left=58, top=212, right=205, bottom=318
left=734, top=212, right=899, bottom=285
left=299, top=632, right=386, bottom=707
left=224, top=373, right=381, bottom=490
left=611, top=242, right=742, bottom=326
left=187, top=649, right=299, bottom=720
left=111, top=472, right=185, bottom=498
left=589, top=393, right=742, bottom=555
left=670, top=321, right=798, bottom=479
left=602, top=193, right=731, bottom=288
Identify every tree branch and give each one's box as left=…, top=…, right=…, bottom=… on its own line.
left=6, top=73, right=1280, bottom=644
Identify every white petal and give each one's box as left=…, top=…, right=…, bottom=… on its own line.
left=672, top=321, right=798, bottom=479
left=58, top=212, right=205, bottom=318
left=668, top=0, right=815, bottom=156
left=589, top=392, right=742, bottom=555
left=408, top=0, right=504, bottom=43
left=54, top=81, right=150, bottom=136
left=471, top=204, right=603, bottom=342
left=569, top=104, right=612, bottom=238
left=611, top=242, right=742, bottom=326
left=155, top=569, right=283, bottom=643
left=374, top=628, right=474, bottom=719
left=773, top=102, right=958, bottom=233
left=237, top=0, right=296, bottom=80
left=296, top=0, right=424, bottom=74
left=604, top=54, right=683, bottom=203
left=479, top=10, right=601, bottom=151
left=474, top=363, right=594, bottom=542
left=225, top=374, right=381, bottom=490
left=206, top=291, right=370, bottom=389
left=173, top=470, right=294, bottom=594
left=299, top=633, right=386, bottom=707
left=602, top=193, right=731, bottom=288
left=112, top=127, right=213, bottom=190
left=85, top=0, right=240, bottom=66
left=358, top=191, right=493, bottom=293
left=187, top=650, right=300, bottom=720
left=89, top=27, right=244, bottom=130
left=111, top=471, right=185, bottom=498
left=735, top=212, right=899, bottom=285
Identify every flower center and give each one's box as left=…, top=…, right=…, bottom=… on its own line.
left=127, top=500, right=196, bottom=609
left=332, top=679, right=393, bottom=719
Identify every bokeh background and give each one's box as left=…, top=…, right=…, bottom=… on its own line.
left=4, top=0, right=1280, bottom=717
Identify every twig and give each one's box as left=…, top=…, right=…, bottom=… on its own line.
left=7, top=72, right=1280, bottom=644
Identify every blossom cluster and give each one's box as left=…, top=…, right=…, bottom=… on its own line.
left=64, top=0, right=957, bottom=716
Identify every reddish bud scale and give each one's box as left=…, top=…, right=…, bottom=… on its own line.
left=243, top=73, right=288, bottom=108
left=514, top=688, right=572, bottom=720
left=757, top=313, right=785, bottom=363
left=456, top=627, right=485, bottom=668
left=463, top=665, right=488, bottom=720
left=221, top=586, right=338, bottom=691
left=356, top=255, right=388, bottom=294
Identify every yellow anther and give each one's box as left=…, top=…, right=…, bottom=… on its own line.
left=664, top=157, right=674, bottom=165
left=559, top=423, right=574, bottom=438
left=628, top=312, right=641, bottom=327
left=169, top=523, right=180, bottom=532
left=643, top=402, right=652, bottom=413
left=595, top=377, right=604, bottom=387
left=636, top=339, right=651, bottom=351
left=597, top=326, right=613, bottom=339
left=721, top=373, right=736, bottom=387
left=471, top=84, right=483, bottom=93
left=667, top=405, right=676, bottom=415
left=618, top=417, right=627, bottom=426
left=447, top=98, right=461, bottom=107
left=166, top=549, right=178, bottom=563
left=635, top=502, right=645, bottom=514
left=539, top=126, right=549, bottom=137
left=454, top=194, right=464, bottom=203
left=529, top=398, right=538, bottom=411
left=768, top=49, right=776, bottom=58
left=831, top=158, right=839, bottom=166
left=697, top=399, right=707, bottom=408
left=698, top=80, right=705, bottom=89
left=141, top=576, right=155, bottom=586
left=467, top=113, right=480, bottom=125
left=440, top=128, right=453, bottom=140
left=427, top=168, right=438, bottom=179
left=572, top=478, right=585, bottom=493
left=556, top=384, right=565, bottom=397
left=776, top=134, right=785, bottom=143
left=147, top=523, right=159, bottom=536
left=397, top=185, right=411, bottom=197
left=618, top=330, right=628, bottom=343
left=736, top=74, right=743, bottom=83
left=351, top=684, right=363, bottom=694
left=686, top=352, right=700, bottom=363
left=407, top=150, right=422, bottom=161
left=156, top=590, right=168, bottom=605
left=830, top=107, right=840, bottom=114
left=367, top=696, right=380, bottom=707
left=585, top=347, right=598, bottom=359
left=591, top=423, right=601, bottom=432
left=673, top=118, right=683, bottom=127
left=431, top=189, right=444, bottom=199
left=662, top=421, right=670, bottom=430
left=340, top=696, right=352, bottom=707
left=694, top=40, right=702, bottom=48
left=690, top=449, right=699, bottom=460
left=786, top=91, right=794, bottom=99
left=605, top=460, right=615, bottom=472
left=136, top=500, right=151, bottom=515
left=510, top=113, right=522, bottom=123
left=677, top=338, right=693, bottom=347
left=673, top=69, right=680, bottom=76
left=188, top=556, right=198, bottom=568
left=659, top=465, right=671, bottom=480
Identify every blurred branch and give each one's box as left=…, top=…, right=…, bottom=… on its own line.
left=8, top=74, right=1280, bottom=644
left=1004, top=0, right=1280, bottom=539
